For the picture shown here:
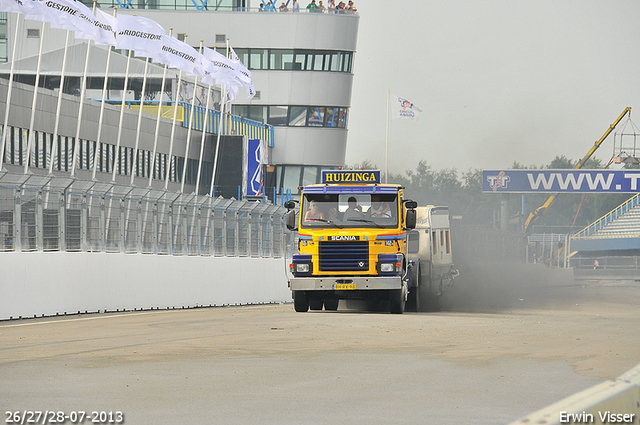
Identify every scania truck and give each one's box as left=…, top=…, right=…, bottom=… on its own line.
left=285, top=169, right=457, bottom=314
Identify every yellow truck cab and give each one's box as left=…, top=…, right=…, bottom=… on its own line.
left=285, top=170, right=418, bottom=314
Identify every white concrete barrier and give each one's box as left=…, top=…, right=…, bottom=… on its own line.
left=509, top=363, right=640, bottom=425
left=0, top=252, right=292, bottom=320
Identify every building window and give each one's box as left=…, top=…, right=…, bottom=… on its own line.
left=231, top=105, right=349, bottom=129
left=27, top=28, right=40, bottom=38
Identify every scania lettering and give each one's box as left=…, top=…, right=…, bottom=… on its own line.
left=285, top=170, right=458, bottom=314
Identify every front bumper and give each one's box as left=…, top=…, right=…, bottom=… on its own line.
left=289, top=276, right=402, bottom=291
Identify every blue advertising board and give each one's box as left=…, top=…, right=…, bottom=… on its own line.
left=246, top=139, right=263, bottom=196
left=482, top=169, right=640, bottom=193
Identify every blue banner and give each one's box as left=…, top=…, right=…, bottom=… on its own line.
left=246, top=139, right=263, bottom=196
left=482, top=169, right=640, bottom=193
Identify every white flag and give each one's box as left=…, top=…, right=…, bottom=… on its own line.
left=391, top=94, right=422, bottom=120
left=42, top=0, right=98, bottom=40
left=91, top=8, right=118, bottom=46
left=201, top=46, right=240, bottom=87
left=229, top=46, right=255, bottom=99
left=158, top=34, right=202, bottom=77
left=115, top=14, right=166, bottom=60
left=0, top=0, right=49, bottom=22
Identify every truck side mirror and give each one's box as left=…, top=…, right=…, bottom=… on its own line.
left=284, top=200, right=296, bottom=210
left=285, top=210, right=297, bottom=231
left=405, top=209, right=416, bottom=229
left=405, top=200, right=417, bottom=209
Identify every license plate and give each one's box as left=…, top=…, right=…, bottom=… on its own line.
left=334, top=283, right=356, bottom=290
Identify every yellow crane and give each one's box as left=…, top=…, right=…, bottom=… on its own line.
left=523, top=107, right=632, bottom=233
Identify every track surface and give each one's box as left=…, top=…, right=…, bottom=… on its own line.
left=1, top=279, right=640, bottom=424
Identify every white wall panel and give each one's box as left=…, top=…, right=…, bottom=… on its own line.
left=0, top=252, right=291, bottom=320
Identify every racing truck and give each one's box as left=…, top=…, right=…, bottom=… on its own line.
left=285, top=169, right=457, bottom=314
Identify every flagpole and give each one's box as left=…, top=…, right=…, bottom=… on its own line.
left=48, top=29, right=71, bottom=175
left=1, top=13, right=21, bottom=171
left=24, top=20, right=46, bottom=174
left=70, top=0, right=98, bottom=177
left=130, top=55, right=151, bottom=185
left=195, top=57, right=212, bottom=195
left=94, top=8, right=117, bottom=181
left=149, top=28, right=171, bottom=188
left=180, top=40, right=203, bottom=193
left=385, top=88, right=390, bottom=184
left=164, top=68, right=182, bottom=190
left=210, top=66, right=226, bottom=196
left=113, top=48, right=133, bottom=182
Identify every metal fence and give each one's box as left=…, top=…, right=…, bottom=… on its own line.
left=0, top=171, right=289, bottom=257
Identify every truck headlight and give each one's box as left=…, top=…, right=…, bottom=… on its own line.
left=379, top=263, right=396, bottom=273
left=295, top=263, right=311, bottom=273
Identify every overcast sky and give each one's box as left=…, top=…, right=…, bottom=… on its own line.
left=345, top=0, right=640, bottom=175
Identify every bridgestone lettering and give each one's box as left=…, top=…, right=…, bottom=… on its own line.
left=162, top=45, right=196, bottom=63
left=118, top=30, right=162, bottom=40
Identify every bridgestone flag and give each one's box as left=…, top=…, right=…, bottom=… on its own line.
left=92, top=8, right=118, bottom=46
left=115, top=14, right=166, bottom=59
left=391, top=93, right=422, bottom=120
left=159, top=34, right=203, bottom=77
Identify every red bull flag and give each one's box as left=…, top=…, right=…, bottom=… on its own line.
left=391, top=93, right=422, bottom=120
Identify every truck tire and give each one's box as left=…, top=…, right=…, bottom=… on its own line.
left=309, top=299, right=323, bottom=311
left=324, top=299, right=339, bottom=311
left=293, top=291, right=309, bottom=312
left=389, top=288, right=405, bottom=314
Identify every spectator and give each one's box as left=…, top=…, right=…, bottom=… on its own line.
left=306, top=0, right=318, bottom=12
left=317, top=0, right=325, bottom=12
left=346, top=0, right=356, bottom=12
left=279, top=1, right=288, bottom=11
left=327, top=0, right=336, bottom=13
left=336, top=1, right=345, bottom=13
left=292, top=0, right=300, bottom=11
left=259, top=2, right=265, bottom=11
left=265, top=0, right=276, bottom=11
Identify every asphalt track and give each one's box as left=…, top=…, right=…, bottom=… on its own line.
left=1, top=279, right=640, bottom=424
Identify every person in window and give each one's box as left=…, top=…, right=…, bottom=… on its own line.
left=305, top=201, right=324, bottom=221
left=343, top=197, right=363, bottom=221
left=368, top=195, right=391, bottom=218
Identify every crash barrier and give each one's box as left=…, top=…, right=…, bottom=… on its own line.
left=508, top=362, right=640, bottom=425
left=0, top=173, right=289, bottom=257
left=0, top=173, right=294, bottom=319
left=0, top=252, right=292, bottom=320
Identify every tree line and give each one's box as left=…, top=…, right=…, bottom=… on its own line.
left=352, top=157, right=635, bottom=233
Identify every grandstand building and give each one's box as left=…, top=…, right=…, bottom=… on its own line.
left=0, top=2, right=359, bottom=198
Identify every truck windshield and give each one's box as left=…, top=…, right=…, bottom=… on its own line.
left=301, top=193, right=399, bottom=229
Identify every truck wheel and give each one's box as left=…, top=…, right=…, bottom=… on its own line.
left=406, top=285, right=419, bottom=312
left=309, top=299, right=323, bottom=311
left=293, top=291, right=309, bottom=312
left=389, top=288, right=405, bottom=314
left=324, top=299, right=339, bottom=311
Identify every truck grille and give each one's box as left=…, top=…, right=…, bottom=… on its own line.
left=318, top=241, right=369, bottom=272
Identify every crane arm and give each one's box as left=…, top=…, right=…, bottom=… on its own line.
left=523, top=107, right=632, bottom=233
